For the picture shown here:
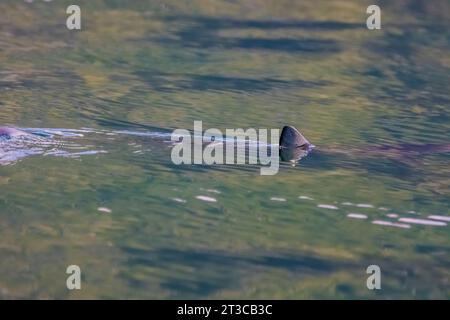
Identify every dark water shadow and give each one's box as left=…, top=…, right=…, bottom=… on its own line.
left=164, top=36, right=340, bottom=53
left=120, top=247, right=346, bottom=297
left=134, top=72, right=326, bottom=93
left=162, top=16, right=362, bottom=31
left=145, top=15, right=346, bottom=54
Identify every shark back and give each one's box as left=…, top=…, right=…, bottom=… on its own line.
left=279, top=125, right=311, bottom=149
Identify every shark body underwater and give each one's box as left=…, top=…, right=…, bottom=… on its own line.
left=278, top=125, right=450, bottom=162
left=1, top=125, right=449, bottom=167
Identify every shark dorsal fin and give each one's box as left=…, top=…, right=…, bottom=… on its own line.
left=279, top=125, right=310, bottom=148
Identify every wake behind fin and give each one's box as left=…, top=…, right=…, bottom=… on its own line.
left=279, top=125, right=310, bottom=149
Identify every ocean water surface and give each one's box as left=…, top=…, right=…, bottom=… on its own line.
left=0, top=0, right=449, bottom=299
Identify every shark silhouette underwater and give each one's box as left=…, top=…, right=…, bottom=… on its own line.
left=278, top=125, right=450, bottom=163
left=0, top=125, right=449, bottom=166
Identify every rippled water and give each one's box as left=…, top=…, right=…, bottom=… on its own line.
left=0, top=0, right=449, bottom=299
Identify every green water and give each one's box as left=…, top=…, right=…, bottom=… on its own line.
left=0, top=0, right=449, bottom=299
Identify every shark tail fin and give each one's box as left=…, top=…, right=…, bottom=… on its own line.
left=279, top=125, right=310, bottom=148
